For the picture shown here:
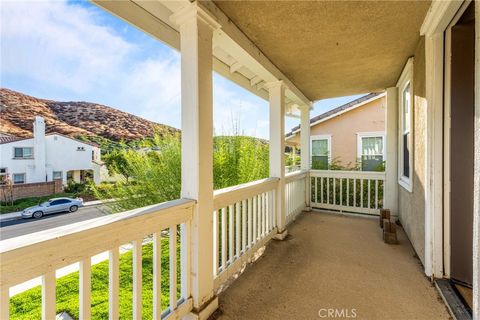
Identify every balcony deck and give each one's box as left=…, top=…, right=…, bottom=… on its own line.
left=216, top=210, right=450, bottom=319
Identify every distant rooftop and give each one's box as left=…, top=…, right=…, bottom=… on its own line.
left=286, top=92, right=383, bottom=137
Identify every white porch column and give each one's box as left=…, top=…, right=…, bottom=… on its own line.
left=171, top=4, right=219, bottom=318
left=299, top=104, right=311, bottom=209
left=267, top=81, right=287, bottom=238
left=385, top=87, right=398, bottom=215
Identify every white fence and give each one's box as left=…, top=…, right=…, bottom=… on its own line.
left=212, top=177, right=279, bottom=290
left=0, top=199, right=195, bottom=320
left=285, top=171, right=307, bottom=224
left=310, top=170, right=385, bottom=215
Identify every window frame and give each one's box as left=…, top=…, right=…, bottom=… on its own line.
left=52, top=171, right=63, bottom=180
left=0, top=168, right=7, bottom=185
left=12, top=173, right=26, bottom=184
left=397, top=58, right=414, bottom=192
left=310, top=134, right=332, bottom=169
left=13, top=147, right=34, bottom=159
left=356, top=132, right=386, bottom=171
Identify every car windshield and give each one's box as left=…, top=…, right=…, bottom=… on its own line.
left=40, top=201, right=50, bottom=207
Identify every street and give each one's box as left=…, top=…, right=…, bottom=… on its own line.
left=0, top=205, right=109, bottom=240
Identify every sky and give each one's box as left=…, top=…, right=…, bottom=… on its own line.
left=1, top=0, right=364, bottom=140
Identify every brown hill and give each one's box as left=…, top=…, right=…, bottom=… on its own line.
left=0, top=88, right=179, bottom=142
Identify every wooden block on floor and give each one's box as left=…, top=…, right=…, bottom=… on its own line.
left=383, top=231, right=398, bottom=244
left=379, top=209, right=390, bottom=228
left=383, top=219, right=391, bottom=232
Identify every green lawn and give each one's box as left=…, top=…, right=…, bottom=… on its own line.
left=10, top=240, right=181, bottom=319
left=0, top=193, right=77, bottom=214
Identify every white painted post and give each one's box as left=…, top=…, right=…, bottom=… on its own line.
left=170, top=4, right=219, bottom=318
left=472, top=3, right=480, bottom=318
left=299, top=104, right=311, bottom=210
left=385, top=87, right=398, bottom=215
left=267, top=81, right=287, bottom=239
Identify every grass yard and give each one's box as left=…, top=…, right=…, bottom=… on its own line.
left=0, top=193, right=76, bottom=214
left=9, top=239, right=181, bottom=319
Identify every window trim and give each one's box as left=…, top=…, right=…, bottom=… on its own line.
left=52, top=171, right=63, bottom=180
left=13, top=147, right=34, bottom=159
left=12, top=173, right=26, bottom=184
left=356, top=132, right=386, bottom=171
left=397, top=58, right=414, bottom=192
left=310, top=134, right=332, bottom=168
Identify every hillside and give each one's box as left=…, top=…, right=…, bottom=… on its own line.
left=0, top=88, right=179, bottom=144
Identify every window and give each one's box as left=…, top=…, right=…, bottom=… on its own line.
left=0, top=168, right=7, bottom=185
left=397, top=58, right=413, bottom=191
left=311, top=135, right=331, bottom=169
left=13, top=173, right=25, bottom=184
left=357, top=133, right=385, bottom=171
left=13, top=147, right=33, bottom=159
left=53, top=171, right=63, bottom=180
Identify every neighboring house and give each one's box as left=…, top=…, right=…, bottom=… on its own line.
left=286, top=92, right=386, bottom=171
left=0, top=116, right=102, bottom=185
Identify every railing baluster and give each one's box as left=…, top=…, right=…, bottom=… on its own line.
left=340, top=178, right=343, bottom=206
left=320, top=177, right=324, bottom=204
left=42, top=271, right=56, bottom=320
left=221, top=208, right=227, bottom=270
left=79, top=258, right=91, bottom=320
left=213, top=211, right=218, bottom=275
left=181, top=222, right=190, bottom=299
left=153, top=232, right=162, bottom=320
left=242, top=200, right=247, bottom=252
left=346, top=178, right=349, bottom=207
left=262, top=192, right=266, bottom=236
left=353, top=178, right=357, bottom=207
left=235, top=202, right=241, bottom=258
left=133, top=239, right=143, bottom=320
left=253, top=195, right=257, bottom=244
left=1, top=286, right=9, bottom=320
left=375, top=180, right=379, bottom=209
left=327, top=177, right=330, bottom=205
left=109, top=248, right=119, bottom=320
left=360, top=179, right=364, bottom=208
left=248, top=198, right=252, bottom=247
left=228, top=204, right=234, bottom=263
left=169, top=226, right=177, bottom=311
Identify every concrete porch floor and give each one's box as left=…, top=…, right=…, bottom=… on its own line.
left=216, top=210, right=450, bottom=320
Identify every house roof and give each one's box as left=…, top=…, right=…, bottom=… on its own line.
left=286, top=92, right=384, bottom=138
left=0, top=132, right=100, bottom=147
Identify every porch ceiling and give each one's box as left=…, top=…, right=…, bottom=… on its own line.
left=212, top=1, right=431, bottom=100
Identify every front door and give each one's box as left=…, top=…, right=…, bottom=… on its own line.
left=449, top=2, right=475, bottom=287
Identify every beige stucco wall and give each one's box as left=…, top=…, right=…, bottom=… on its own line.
left=398, top=37, right=427, bottom=265
left=287, top=96, right=385, bottom=168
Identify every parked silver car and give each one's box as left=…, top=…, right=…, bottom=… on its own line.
left=22, top=197, right=84, bottom=219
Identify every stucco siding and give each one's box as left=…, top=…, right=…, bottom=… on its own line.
left=398, top=37, right=427, bottom=265
left=288, top=96, right=385, bottom=168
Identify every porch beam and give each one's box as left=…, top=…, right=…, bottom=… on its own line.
left=170, top=4, right=218, bottom=318
left=384, top=87, right=398, bottom=216
left=267, top=81, right=287, bottom=238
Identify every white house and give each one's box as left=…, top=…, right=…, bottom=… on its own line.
left=0, top=116, right=102, bottom=185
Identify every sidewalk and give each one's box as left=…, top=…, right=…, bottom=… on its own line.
left=0, top=199, right=106, bottom=222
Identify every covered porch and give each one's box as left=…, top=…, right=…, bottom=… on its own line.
left=1, top=1, right=479, bottom=320
left=218, top=210, right=449, bottom=319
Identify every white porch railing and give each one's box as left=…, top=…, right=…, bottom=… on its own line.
left=212, top=177, right=279, bottom=290
left=0, top=198, right=195, bottom=320
left=310, top=170, right=385, bottom=215
left=285, top=171, right=307, bottom=224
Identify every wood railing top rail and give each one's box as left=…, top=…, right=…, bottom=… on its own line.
left=285, top=170, right=308, bottom=183
left=310, top=169, right=385, bottom=180
left=213, top=177, right=279, bottom=210
left=0, top=198, right=195, bottom=289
